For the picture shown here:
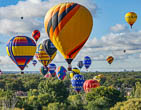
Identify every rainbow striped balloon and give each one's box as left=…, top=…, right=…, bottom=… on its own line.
left=35, top=43, right=56, bottom=67
left=6, top=36, right=36, bottom=70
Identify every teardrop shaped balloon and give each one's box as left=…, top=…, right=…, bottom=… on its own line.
left=35, top=43, right=56, bottom=67
left=44, top=3, right=93, bottom=70
left=40, top=66, right=48, bottom=75
left=56, top=66, right=67, bottom=80
left=32, top=60, right=37, bottom=66
left=125, top=12, right=137, bottom=28
left=42, top=39, right=57, bottom=57
left=84, top=56, right=92, bottom=70
left=6, top=36, right=36, bottom=72
left=71, top=74, right=85, bottom=93
left=77, top=61, right=83, bottom=69
left=48, top=63, right=56, bottom=77
left=106, top=56, right=114, bottom=64
left=32, top=30, right=40, bottom=42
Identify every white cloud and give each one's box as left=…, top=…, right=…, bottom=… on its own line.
left=110, top=24, right=128, bottom=32
left=0, top=0, right=97, bottom=36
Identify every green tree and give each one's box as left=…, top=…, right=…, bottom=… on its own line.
left=86, top=86, right=125, bottom=109
left=38, top=78, right=69, bottom=103
left=110, top=98, right=141, bottom=110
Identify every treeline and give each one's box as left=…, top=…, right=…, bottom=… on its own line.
left=0, top=71, right=141, bottom=110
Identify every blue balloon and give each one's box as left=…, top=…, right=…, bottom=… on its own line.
left=32, top=60, right=37, bottom=66
left=49, top=63, right=56, bottom=73
left=77, top=61, right=83, bottom=69
left=84, top=56, right=91, bottom=69
left=71, top=74, right=85, bottom=93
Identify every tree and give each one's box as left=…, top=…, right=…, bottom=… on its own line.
left=38, top=78, right=69, bottom=103
left=86, top=86, right=125, bottom=109
left=110, top=98, right=141, bottom=110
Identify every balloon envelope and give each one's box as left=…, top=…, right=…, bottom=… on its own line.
left=32, top=60, right=37, bottom=66
left=35, top=43, right=56, bottom=67
left=32, top=30, right=40, bottom=42
left=70, top=68, right=80, bottom=79
left=44, top=2, right=93, bottom=69
left=84, top=56, right=91, bottom=69
left=125, top=12, right=137, bottom=28
left=43, top=39, right=57, bottom=57
left=56, top=66, right=67, bottom=80
left=48, top=63, right=56, bottom=77
left=71, top=74, right=85, bottom=93
left=6, top=36, right=36, bottom=70
left=40, top=66, right=48, bottom=75
left=83, top=79, right=100, bottom=93
left=77, top=61, right=83, bottom=69
left=106, top=56, right=114, bottom=64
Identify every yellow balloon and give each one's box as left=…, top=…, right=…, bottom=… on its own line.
left=70, top=68, right=80, bottom=79
left=70, top=72, right=74, bottom=79
left=125, top=12, right=137, bottom=28
left=44, top=3, right=93, bottom=69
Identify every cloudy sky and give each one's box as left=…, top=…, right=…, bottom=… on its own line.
left=0, top=0, right=141, bottom=72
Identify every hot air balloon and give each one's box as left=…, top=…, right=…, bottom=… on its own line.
left=48, top=63, right=56, bottom=77
left=44, top=73, right=52, bottom=78
left=77, top=61, right=83, bottom=70
left=42, top=39, right=57, bottom=58
left=35, top=43, right=56, bottom=67
left=71, top=74, right=85, bottom=93
left=93, top=74, right=104, bottom=82
left=106, top=56, right=114, bottom=64
left=32, top=60, right=37, bottom=66
left=6, top=36, right=36, bottom=74
left=83, top=79, right=100, bottom=93
left=123, top=50, right=126, bottom=53
left=44, top=2, right=93, bottom=71
left=84, top=56, right=92, bottom=70
left=56, top=66, right=67, bottom=80
left=70, top=68, right=80, bottom=79
left=21, top=17, right=24, bottom=20
left=40, top=66, right=48, bottom=75
left=32, top=30, right=40, bottom=42
left=125, top=12, right=137, bottom=28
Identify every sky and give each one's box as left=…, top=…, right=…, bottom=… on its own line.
left=0, top=0, right=141, bottom=72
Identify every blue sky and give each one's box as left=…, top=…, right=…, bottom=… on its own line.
left=0, top=0, right=141, bottom=72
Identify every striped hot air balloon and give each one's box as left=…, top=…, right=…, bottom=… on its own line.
left=106, top=56, right=114, bottom=64
left=32, top=30, right=40, bottom=42
left=6, top=36, right=36, bottom=73
left=84, top=56, right=92, bottom=70
left=35, top=43, right=56, bottom=67
left=48, top=63, right=56, bottom=77
left=44, top=2, right=93, bottom=71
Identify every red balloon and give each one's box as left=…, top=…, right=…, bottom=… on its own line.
left=32, top=30, right=40, bottom=42
left=83, top=79, right=100, bottom=93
